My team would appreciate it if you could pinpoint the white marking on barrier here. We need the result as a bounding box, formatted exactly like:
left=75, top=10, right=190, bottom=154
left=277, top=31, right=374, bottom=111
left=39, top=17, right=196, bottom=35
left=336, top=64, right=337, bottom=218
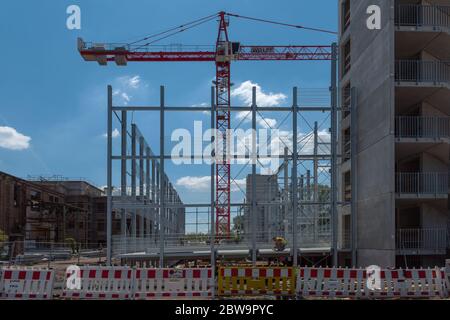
left=62, top=266, right=133, bottom=300
left=0, top=268, right=55, bottom=300
left=133, top=268, right=213, bottom=299
left=297, top=267, right=446, bottom=299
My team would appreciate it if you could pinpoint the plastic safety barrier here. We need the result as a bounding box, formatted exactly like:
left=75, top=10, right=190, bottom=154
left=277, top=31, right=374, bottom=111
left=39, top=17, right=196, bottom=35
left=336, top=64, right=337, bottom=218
left=445, top=259, right=450, bottom=297
left=134, top=268, right=213, bottom=299
left=297, top=267, right=446, bottom=299
left=218, top=267, right=295, bottom=296
left=0, top=268, right=55, bottom=300
left=62, top=266, right=133, bottom=299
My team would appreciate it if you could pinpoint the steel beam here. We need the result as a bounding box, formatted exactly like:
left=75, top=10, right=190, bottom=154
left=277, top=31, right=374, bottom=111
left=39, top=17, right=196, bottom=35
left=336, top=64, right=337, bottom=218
left=112, top=106, right=335, bottom=112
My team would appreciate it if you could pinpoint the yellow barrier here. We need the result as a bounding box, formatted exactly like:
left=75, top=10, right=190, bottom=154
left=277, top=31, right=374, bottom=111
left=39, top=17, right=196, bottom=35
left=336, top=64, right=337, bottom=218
left=218, top=267, right=295, bottom=296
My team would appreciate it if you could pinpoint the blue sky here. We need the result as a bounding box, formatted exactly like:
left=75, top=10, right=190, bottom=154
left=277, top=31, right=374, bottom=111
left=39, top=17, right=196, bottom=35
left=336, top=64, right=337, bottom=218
left=0, top=0, right=337, bottom=215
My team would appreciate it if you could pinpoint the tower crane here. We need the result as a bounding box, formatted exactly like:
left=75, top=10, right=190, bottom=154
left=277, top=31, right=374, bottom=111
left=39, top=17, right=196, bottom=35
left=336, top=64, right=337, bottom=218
left=77, top=11, right=335, bottom=238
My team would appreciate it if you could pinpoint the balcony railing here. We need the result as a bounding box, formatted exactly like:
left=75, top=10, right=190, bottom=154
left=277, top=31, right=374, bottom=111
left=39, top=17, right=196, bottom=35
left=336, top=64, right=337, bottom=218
left=395, top=172, right=449, bottom=195
left=395, top=116, right=450, bottom=139
left=395, top=4, right=450, bottom=28
left=396, top=228, right=448, bottom=251
left=396, top=60, right=450, bottom=83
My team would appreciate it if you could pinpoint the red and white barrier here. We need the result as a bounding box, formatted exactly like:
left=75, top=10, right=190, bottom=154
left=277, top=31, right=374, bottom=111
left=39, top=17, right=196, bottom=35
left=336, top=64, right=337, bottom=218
left=133, top=268, right=213, bottom=299
left=0, top=268, right=55, bottom=300
left=297, top=267, right=446, bottom=299
left=62, top=266, right=133, bottom=300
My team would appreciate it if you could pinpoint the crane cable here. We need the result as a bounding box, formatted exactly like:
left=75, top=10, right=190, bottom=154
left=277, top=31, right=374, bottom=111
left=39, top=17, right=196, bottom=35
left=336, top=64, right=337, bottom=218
left=225, top=12, right=337, bottom=35
left=133, top=15, right=218, bottom=50
left=128, top=12, right=219, bottom=46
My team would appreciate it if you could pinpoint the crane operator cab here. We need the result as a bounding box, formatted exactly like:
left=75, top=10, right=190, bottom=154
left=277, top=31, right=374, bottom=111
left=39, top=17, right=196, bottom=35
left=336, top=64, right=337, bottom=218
left=216, top=41, right=240, bottom=62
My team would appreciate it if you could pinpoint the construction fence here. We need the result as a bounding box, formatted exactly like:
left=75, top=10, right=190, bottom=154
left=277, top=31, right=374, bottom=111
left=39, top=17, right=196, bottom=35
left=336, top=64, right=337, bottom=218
left=1, top=261, right=450, bottom=300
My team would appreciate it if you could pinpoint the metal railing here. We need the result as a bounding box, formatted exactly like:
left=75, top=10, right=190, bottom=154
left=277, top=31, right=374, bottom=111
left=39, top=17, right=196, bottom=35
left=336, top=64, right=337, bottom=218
left=396, top=228, right=448, bottom=251
left=395, top=172, right=449, bottom=195
left=395, top=116, right=450, bottom=139
left=396, top=4, right=450, bottom=28
left=0, top=241, right=106, bottom=266
left=111, top=230, right=332, bottom=256
left=396, top=60, right=450, bottom=83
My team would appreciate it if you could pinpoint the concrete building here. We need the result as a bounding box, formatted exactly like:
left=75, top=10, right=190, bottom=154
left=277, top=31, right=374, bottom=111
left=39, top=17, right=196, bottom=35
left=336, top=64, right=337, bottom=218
left=0, top=172, right=115, bottom=247
left=30, top=179, right=104, bottom=245
left=0, top=172, right=185, bottom=254
left=244, top=174, right=282, bottom=243
left=338, top=0, right=450, bottom=267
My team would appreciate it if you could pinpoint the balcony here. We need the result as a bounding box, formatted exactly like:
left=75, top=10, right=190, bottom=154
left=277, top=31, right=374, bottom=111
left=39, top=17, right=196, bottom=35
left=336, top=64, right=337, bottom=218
left=396, top=4, right=450, bottom=29
left=396, top=228, right=448, bottom=255
left=395, top=172, right=449, bottom=199
left=395, top=116, right=450, bottom=140
left=396, top=60, right=450, bottom=84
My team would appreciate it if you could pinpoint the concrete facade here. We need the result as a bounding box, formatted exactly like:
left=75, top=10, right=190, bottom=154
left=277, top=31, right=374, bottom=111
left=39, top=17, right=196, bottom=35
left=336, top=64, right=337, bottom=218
left=339, top=0, right=450, bottom=267
left=244, top=174, right=281, bottom=243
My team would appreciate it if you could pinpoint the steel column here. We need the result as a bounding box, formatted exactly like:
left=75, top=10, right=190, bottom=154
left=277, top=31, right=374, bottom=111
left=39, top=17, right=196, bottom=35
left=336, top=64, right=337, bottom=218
left=159, top=85, right=165, bottom=267
left=330, top=43, right=338, bottom=266
left=121, top=111, right=127, bottom=241
left=251, top=86, right=257, bottom=265
left=283, top=147, right=289, bottom=240
left=146, top=147, right=151, bottom=237
left=210, top=86, right=216, bottom=297
left=139, top=136, right=145, bottom=238
left=292, top=87, right=299, bottom=267
left=106, top=85, right=113, bottom=265
left=313, top=121, right=319, bottom=243
left=131, top=124, right=137, bottom=247
left=151, top=157, right=156, bottom=241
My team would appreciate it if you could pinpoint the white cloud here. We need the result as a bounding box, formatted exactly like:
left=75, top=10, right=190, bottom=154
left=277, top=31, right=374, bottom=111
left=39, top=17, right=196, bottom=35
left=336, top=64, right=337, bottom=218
left=191, top=102, right=211, bottom=115
left=176, top=176, right=246, bottom=192
left=112, top=75, right=147, bottom=106
left=270, top=129, right=331, bottom=156
left=0, top=126, right=31, bottom=150
left=176, top=176, right=210, bottom=191
left=258, top=117, right=277, bottom=128
left=231, top=80, right=287, bottom=107
left=103, top=128, right=120, bottom=138
left=121, top=92, right=131, bottom=103
left=126, top=75, right=141, bottom=88
left=232, top=81, right=285, bottom=128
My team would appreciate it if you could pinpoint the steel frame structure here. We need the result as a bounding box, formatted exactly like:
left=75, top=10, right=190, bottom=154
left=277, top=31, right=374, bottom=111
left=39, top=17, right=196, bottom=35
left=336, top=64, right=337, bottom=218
left=79, top=11, right=334, bottom=240
left=105, top=44, right=343, bottom=267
